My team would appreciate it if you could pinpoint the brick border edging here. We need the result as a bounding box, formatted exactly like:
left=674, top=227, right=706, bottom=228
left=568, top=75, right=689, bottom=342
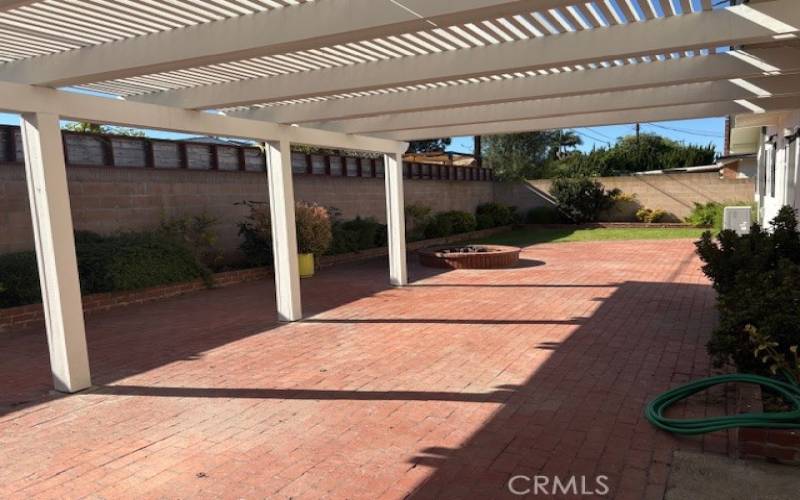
left=0, top=267, right=272, bottom=334
left=0, top=226, right=514, bottom=333
left=736, top=383, right=800, bottom=465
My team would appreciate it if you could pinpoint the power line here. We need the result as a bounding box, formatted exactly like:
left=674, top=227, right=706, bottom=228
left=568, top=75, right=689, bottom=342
left=583, top=127, right=614, bottom=141
left=643, top=122, right=724, bottom=138
left=573, top=130, right=611, bottom=146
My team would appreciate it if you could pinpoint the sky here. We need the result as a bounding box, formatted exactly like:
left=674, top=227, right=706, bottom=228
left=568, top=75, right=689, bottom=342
left=449, top=117, right=726, bottom=155
left=1, top=111, right=726, bottom=155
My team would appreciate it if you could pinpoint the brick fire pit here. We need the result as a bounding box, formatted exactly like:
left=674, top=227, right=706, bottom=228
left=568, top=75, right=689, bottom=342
left=418, top=244, right=521, bottom=269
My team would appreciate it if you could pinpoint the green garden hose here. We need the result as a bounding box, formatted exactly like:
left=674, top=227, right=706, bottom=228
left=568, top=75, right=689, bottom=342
left=645, top=373, right=800, bottom=435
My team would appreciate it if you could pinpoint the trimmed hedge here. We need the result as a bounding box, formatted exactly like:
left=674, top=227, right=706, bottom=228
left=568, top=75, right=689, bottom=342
left=525, top=206, right=565, bottom=224
left=0, top=251, right=40, bottom=308
left=550, top=177, right=616, bottom=223
left=476, top=202, right=518, bottom=229
left=424, top=211, right=477, bottom=239
left=329, top=217, right=388, bottom=255
left=0, top=231, right=209, bottom=309
left=697, top=206, right=800, bottom=376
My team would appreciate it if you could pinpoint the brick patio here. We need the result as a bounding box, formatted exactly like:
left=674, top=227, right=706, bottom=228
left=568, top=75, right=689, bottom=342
left=0, top=239, right=726, bottom=499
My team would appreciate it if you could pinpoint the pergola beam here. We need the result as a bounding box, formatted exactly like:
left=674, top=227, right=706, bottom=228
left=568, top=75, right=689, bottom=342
left=376, top=95, right=800, bottom=140
left=312, top=74, right=800, bottom=134
left=133, top=0, right=800, bottom=110
left=0, top=0, right=575, bottom=87
left=0, top=81, right=406, bottom=154
left=232, top=46, right=800, bottom=124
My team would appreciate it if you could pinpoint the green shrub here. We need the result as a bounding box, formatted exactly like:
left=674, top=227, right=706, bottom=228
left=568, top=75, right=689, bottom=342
left=329, top=217, right=387, bottom=254
left=686, top=201, right=756, bottom=230
left=475, top=203, right=517, bottom=229
left=686, top=202, right=723, bottom=228
left=635, top=207, right=666, bottom=223
left=405, top=204, right=432, bottom=241
left=424, top=211, right=477, bottom=239
left=0, top=231, right=209, bottom=308
left=160, top=212, right=223, bottom=271
left=237, top=200, right=333, bottom=261
left=237, top=201, right=272, bottom=267
left=549, top=177, right=616, bottom=223
left=94, top=232, right=209, bottom=291
left=0, top=251, right=40, bottom=308
left=696, top=206, right=800, bottom=376
left=525, top=206, right=565, bottom=224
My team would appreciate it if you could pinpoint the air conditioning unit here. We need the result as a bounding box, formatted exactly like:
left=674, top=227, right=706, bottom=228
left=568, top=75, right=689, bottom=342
left=723, top=206, right=752, bottom=235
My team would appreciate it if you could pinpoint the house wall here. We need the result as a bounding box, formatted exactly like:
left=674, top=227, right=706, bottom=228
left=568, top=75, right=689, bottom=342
left=752, top=110, right=800, bottom=226
left=528, top=172, right=755, bottom=222
left=0, top=164, right=496, bottom=256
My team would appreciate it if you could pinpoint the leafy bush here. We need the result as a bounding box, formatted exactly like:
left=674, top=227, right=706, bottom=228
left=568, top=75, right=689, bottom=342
left=635, top=207, right=666, bottom=223
left=237, top=200, right=332, bottom=261
left=424, top=211, right=477, bottom=239
left=475, top=203, right=518, bottom=229
left=295, top=202, right=333, bottom=255
left=405, top=204, right=432, bottom=241
left=549, top=177, right=616, bottom=223
left=696, top=206, right=800, bottom=376
left=686, top=201, right=756, bottom=230
left=85, top=232, right=209, bottom=292
left=525, top=206, right=565, bottom=224
left=237, top=201, right=272, bottom=267
left=0, top=231, right=209, bottom=308
left=329, top=216, right=387, bottom=254
left=160, top=212, right=223, bottom=271
left=0, top=251, right=40, bottom=308
left=686, top=202, right=723, bottom=228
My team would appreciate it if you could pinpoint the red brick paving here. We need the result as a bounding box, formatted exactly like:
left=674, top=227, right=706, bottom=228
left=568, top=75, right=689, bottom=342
left=0, top=239, right=726, bottom=499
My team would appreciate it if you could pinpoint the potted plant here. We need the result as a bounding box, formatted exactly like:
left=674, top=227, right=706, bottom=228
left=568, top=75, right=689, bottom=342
left=294, top=202, right=332, bottom=278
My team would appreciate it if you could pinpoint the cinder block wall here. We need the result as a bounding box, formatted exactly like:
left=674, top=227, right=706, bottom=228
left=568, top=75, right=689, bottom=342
left=528, top=173, right=755, bottom=221
left=0, top=165, right=495, bottom=255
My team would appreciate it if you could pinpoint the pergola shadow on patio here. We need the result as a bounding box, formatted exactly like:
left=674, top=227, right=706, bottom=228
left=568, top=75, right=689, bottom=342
left=0, top=240, right=726, bottom=499
left=1, top=0, right=799, bottom=395
left=0, top=258, right=448, bottom=416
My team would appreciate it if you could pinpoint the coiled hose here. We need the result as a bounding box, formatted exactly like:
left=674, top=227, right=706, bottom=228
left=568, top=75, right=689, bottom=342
left=644, top=373, right=800, bottom=435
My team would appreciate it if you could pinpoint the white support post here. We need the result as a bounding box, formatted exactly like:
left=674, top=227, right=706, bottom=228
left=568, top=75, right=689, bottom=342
left=20, top=112, right=91, bottom=393
left=265, top=140, right=302, bottom=321
left=384, top=152, right=407, bottom=286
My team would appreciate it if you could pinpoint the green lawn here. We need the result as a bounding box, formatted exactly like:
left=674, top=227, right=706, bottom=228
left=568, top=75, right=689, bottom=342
left=477, top=226, right=708, bottom=247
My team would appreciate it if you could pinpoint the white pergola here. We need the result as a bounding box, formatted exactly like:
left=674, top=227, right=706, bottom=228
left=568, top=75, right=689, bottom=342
left=1, top=0, right=799, bottom=393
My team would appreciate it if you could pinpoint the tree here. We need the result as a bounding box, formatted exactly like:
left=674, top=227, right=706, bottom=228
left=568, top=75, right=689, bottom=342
left=482, top=131, right=562, bottom=180
left=545, top=133, right=716, bottom=179
left=551, top=130, right=583, bottom=160
left=62, top=121, right=145, bottom=137
left=407, top=138, right=451, bottom=153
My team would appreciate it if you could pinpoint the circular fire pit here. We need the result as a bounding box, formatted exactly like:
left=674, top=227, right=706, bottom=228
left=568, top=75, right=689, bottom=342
left=418, top=244, right=521, bottom=269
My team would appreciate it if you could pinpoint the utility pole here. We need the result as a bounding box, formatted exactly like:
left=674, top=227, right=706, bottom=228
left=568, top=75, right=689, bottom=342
left=635, top=123, right=641, bottom=142
left=473, top=135, right=482, bottom=167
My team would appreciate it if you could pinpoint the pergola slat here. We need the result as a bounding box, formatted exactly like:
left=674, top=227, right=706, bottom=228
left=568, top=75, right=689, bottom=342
left=230, top=46, right=800, bottom=124
left=129, top=1, right=800, bottom=110
left=0, top=0, right=579, bottom=86
left=310, top=74, right=800, bottom=134
left=375, top=95, right=800, bottom=140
